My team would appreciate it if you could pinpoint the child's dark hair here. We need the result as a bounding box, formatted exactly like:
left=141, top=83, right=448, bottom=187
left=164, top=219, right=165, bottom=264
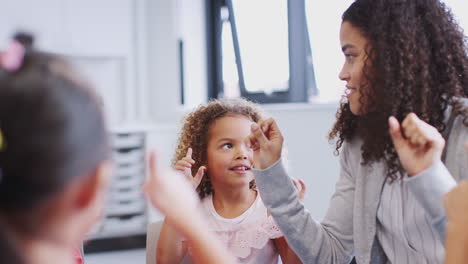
left=173, top=98, right=265, bottom=199
left=0, top=32, right=110, bottom=262
left=0, top=226, right=23, bottom=263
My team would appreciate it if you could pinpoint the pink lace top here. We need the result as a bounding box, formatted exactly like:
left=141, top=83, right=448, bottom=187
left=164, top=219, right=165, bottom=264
left=200, top=192, right=283, bottom=263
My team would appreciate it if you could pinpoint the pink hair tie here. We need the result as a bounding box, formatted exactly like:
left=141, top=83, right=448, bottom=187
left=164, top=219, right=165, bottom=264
left=0, top=40, right=25, bottom=72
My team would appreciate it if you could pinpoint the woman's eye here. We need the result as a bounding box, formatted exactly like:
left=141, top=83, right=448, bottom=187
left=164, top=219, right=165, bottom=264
left=345, top=54, right=355, bottom=61
left=222, top=143, right=233, bottom=149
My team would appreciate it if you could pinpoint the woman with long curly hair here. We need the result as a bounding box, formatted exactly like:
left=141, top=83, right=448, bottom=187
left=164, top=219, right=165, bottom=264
left=246, top=0, right=467, bottom=263
left=156, top=98, right=304, bottom=264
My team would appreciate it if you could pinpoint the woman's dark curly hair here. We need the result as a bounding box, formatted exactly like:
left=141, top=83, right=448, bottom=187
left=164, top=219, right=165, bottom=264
left=329, top=0, right=468, bottom=181
left=173, top=98, right=266, bottom=199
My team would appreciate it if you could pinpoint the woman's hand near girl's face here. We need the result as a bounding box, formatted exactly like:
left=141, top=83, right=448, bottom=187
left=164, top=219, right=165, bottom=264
left=388, top=113, right=445, bottom=176
left=173, top=147, right=205, bottom=189
left=246, top=118, right=284, bottom=170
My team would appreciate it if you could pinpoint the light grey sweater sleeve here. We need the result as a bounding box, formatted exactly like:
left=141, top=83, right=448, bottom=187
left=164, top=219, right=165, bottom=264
left=405, top=160, right=456, bottom=242
left=253, top=143, right=356, bottom=263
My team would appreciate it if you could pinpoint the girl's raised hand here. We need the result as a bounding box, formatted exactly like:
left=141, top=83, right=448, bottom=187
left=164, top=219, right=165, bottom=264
left=388, top=113, right=445, bottom=176
left=292, top=178, right=307, bottom=201
left=246, top=118, right=284, bottom=170
left=173, top=147, right=205, bottom=189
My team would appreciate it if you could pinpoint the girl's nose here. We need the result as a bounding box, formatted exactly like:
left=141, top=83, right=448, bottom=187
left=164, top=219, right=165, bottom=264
left=235, top=146, right=250, bottom=160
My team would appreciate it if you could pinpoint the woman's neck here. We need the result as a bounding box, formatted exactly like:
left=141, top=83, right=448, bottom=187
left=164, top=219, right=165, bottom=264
left=212, top=187, right=257, bottom=219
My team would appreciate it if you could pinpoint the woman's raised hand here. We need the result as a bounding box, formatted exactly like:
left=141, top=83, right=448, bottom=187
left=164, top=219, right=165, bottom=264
left=246, top=118, right=284, bottom=170
left=388, top=113, right=445, bottom=176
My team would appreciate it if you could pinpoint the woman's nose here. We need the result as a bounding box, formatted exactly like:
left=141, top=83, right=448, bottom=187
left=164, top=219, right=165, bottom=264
left=339, top=64, right=349, bottom=81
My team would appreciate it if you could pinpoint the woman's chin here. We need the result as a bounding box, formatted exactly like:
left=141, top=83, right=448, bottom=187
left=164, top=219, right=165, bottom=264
left=349, top=104, right=361, bottom=115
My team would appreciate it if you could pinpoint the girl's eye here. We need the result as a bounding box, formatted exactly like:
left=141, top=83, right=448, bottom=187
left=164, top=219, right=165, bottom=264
left=222, top=143, right=233, bottom=149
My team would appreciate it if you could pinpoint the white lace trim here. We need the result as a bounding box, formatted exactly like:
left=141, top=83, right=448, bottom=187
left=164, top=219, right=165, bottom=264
left=212, top=215, right=282, bottom=259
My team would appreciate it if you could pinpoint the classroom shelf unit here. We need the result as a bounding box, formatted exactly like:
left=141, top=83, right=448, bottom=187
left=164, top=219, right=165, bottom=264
left=85, top=131, right=148, bottom=252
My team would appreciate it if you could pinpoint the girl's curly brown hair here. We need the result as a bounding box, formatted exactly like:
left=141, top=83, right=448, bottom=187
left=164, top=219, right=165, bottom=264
left=329, top=0, right=468, bottom=181
left=173, top=98, right=266, bottom=199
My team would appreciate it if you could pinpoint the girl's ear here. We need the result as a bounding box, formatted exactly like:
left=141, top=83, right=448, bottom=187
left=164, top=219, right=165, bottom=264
left=74, top=161, right=112, bottom=210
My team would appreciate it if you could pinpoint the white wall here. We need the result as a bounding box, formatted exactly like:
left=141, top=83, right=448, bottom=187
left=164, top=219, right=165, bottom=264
left=265, top=104, right=340, bottom=220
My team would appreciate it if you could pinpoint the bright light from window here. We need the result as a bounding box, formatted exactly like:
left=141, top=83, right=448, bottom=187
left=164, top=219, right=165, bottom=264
left=306, top=0, right=354, bottom=103
left=306, top=0, right=467, bottom=103
left=222, top=0, right=289, bottom=95
left=443, top=0, right=468, bottom=34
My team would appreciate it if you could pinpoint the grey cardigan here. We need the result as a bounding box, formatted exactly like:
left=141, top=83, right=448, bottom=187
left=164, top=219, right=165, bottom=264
left=254, top=105, right=467, bottom=264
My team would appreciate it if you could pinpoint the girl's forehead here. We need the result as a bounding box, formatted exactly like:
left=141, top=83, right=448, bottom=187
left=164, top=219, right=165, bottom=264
left=208, top=115, right=254, bottom=138
left=210, top=114, right=253, bottom=128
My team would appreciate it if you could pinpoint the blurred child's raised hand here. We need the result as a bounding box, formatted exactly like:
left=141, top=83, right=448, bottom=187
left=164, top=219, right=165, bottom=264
left=173, top=147, right=205, bottom=189
left=388, top=114, right=445, bottom=176
left=292, top=178, right=306, bottom=201
left=247, top=118, right=284, bottom=170
left=444, top=181, right=468, bottom=226
left=143, top=151, right=200, bottom=227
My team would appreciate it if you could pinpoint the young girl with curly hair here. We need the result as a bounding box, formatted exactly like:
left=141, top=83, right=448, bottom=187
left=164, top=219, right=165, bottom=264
left=247, top=0, right=467, bottom=263
left=157, top=98, right=304, bottom=264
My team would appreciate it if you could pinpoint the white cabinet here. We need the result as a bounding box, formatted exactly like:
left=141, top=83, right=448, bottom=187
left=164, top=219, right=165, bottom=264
left=89, top=131, right=148, bottom=241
